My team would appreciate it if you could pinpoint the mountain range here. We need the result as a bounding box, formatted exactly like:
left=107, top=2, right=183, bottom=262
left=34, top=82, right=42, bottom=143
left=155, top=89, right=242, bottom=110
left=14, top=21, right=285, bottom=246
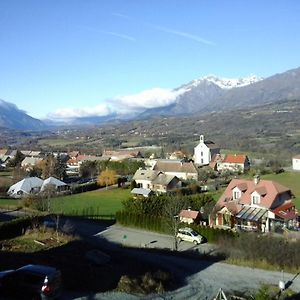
left=1, top=66, right=300, bottom=130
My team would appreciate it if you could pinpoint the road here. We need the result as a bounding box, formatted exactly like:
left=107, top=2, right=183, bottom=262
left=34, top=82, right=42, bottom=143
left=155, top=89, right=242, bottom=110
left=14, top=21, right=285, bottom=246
left=2, top=212, right=300, bottom=299
left=67, top=219, right=300, bottom=300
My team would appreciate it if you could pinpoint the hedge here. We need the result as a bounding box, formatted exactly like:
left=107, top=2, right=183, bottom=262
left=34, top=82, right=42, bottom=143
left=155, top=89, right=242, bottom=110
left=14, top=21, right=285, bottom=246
left=116, top=211, right=169, bottom=234
left=0, top=216, right=42, bottom=240
left=115, top=211, right=235, bottom=243
left=189, top=224, right=236, bottom=243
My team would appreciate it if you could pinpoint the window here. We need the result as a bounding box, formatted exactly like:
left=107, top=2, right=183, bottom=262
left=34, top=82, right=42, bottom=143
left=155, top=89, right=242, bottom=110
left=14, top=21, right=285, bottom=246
left=201, top=159, right=203, bottom=164
left=252, top=195, right=260, bottom=204
left=201, top=151, right=203, bottom=156
left=233, top=191, right=240, bottom=200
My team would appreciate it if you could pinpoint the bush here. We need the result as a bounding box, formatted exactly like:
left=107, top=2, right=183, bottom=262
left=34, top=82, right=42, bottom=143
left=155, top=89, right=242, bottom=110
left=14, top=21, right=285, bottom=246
left=0, top=216, right=43, bottom=240
left=71, top=182, right=98, bottom=194
left=116, top=211, right=169, bottom=234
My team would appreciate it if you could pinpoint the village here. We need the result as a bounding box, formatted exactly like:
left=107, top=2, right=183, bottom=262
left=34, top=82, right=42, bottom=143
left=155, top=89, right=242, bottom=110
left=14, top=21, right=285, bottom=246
left=1, top=134, right=300, bottom=235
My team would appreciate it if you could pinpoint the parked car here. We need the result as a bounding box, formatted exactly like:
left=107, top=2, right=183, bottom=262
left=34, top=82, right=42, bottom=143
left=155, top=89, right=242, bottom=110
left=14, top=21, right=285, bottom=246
left=0, top=264, right=62, bottom=300
left=177, top=227, right=203, bottom=245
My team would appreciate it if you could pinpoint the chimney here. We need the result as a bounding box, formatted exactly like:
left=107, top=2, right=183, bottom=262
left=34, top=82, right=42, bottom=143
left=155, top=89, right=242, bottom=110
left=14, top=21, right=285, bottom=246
left=254, top=175, right=260, bottom=185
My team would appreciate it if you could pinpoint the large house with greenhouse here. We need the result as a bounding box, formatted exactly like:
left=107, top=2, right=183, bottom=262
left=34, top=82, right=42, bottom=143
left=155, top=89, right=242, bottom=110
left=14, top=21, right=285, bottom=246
left=210, top=176, right=298, bottom=232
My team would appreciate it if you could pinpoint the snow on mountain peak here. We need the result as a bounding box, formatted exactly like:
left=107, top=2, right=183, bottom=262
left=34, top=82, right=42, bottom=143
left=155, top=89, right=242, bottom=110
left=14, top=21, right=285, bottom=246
left=190, top=75, right=263, bottom=89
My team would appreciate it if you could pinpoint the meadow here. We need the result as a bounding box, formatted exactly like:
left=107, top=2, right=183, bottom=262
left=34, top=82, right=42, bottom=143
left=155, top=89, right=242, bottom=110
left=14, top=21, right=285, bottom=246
left=49, top=187, right=130, bottom=215
left=261, top=171, right=300, bottom=209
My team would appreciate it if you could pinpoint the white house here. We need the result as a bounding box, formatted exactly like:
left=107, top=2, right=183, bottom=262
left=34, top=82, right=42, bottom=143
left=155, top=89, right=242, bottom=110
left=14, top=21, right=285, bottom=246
left=194, top=135, right=220, bottom=166
left=292, top=155, right=300, bottom=171
left=7, top=177, right=44, bottom=198
left=133, top=169, right=161, bottom=190
left=217, top=154, right=250, bottom=173
left=132, top=169, right=182, bottom=195
left=7, top=177, right=67, bottom=198
left=41, top=177, right=67, bottom=192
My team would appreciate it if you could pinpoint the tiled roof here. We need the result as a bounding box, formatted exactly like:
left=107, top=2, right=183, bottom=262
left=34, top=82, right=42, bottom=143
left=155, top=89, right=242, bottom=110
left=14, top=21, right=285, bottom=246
left=133, top=169, right=161, bottom=181
left=153, top=161, right=197, bottom=174
left=179, top=209, right=199, bottom=219
left=293, top=155, right=300, bottom=159
left=204, top=141, right=220, bottom=150
left=223, top=154, right=248, bottom=164
left=271, top=201, right=297, bottom=220
left=152, top=173, right=178, bottom=186
left=217, top=178, right=291, bottom=209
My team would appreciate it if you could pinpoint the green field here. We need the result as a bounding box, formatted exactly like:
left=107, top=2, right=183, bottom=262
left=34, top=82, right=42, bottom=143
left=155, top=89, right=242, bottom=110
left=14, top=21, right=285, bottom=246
left=38, top=138, right=81, bottom=147
left=50, top=188, right=130, bottom=215
left=261, top=171, right=300, bottom=210
left=0, top=198, right=20, bottom=209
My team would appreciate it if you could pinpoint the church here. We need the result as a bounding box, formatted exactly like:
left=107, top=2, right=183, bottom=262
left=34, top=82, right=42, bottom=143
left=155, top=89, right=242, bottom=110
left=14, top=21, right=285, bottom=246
left=194, top=135, right=220, bottom=166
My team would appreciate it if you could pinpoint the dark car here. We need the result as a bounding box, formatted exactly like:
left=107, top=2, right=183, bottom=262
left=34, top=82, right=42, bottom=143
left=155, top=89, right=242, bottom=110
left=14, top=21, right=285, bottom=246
left=0, top=264, right=62, bottom=300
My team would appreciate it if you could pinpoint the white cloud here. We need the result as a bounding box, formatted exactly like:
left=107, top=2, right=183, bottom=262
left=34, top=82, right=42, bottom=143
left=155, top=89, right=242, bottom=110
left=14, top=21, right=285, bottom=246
left=50, top=103, right=111, bottom=120
left=48, top=87, right=186, bottom=120
left=103, top=31, right=136, bottom=42
left=113, top=87, right=185, bottom=109
left=150, top=24, right=215, bottom=46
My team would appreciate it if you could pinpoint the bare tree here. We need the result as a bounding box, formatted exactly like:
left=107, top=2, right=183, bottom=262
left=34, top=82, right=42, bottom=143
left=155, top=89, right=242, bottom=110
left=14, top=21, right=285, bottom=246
left=164, top=196, right=188, bottom=251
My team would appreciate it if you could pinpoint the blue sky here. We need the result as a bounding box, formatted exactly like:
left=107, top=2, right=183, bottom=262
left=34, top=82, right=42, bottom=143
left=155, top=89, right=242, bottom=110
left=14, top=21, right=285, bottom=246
left=0, top=0, right=299, bottom=119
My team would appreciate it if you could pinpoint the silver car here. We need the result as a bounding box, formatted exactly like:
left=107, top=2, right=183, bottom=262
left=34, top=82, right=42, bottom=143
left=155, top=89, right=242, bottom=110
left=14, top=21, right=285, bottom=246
left=177, top=227, right=203, bottom=245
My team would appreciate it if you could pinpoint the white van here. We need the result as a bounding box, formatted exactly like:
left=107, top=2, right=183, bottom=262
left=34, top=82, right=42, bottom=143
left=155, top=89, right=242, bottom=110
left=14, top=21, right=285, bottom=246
left=177, top=227, right=203, bottom=245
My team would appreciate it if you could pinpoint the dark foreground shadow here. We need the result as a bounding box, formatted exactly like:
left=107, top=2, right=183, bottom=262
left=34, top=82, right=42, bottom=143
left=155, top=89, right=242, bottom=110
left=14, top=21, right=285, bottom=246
left=0, top=217, right=224, bottom=299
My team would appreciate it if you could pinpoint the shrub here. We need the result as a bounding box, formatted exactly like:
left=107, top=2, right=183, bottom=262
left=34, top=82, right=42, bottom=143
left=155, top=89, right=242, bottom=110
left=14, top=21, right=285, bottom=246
left=0, top=216, right=43, bottom=240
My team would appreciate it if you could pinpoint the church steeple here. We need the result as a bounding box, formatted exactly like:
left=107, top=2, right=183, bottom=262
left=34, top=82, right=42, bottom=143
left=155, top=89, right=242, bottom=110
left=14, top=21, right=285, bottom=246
left=200, top=135, right=204, bottom=144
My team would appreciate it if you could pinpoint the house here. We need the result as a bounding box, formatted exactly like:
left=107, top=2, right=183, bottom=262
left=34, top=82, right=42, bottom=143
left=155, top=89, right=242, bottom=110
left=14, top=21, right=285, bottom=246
left=211, top=176, right=297, bottom=232
left=217, top=154, right=250, bottom=173
left=179, top=209, right=200, bottom=224
left=7, top=177, right=68, bottom=198
left=68, top=151, right=80, bottom=160
left=21, top=157, right=43, bottom=170
left=132, top=169, right=181, bottom=195
left=151, top=173, right=181, bottom=193
left=152, top=160, right=198, bottom=181
left=41, top=176, right=68, bottom=192
left=194, top=135, right=220, bottom=166
left=132, top=169, right=161, bottom=190
left=7, top=177, right=44, bottom=198
left=168, top=151, right=186, bottom=160
left=102, top=149, right=143, bottom=161
left=292, top=155, right=300, bottom=171
left=0, top=149, right=8, bottom=159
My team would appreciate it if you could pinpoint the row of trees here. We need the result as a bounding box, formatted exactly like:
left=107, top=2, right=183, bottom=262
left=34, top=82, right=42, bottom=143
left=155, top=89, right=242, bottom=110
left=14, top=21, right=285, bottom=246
left=11, top=153, right=67, bottom=183
left=79, top=159, right=145, bottom=179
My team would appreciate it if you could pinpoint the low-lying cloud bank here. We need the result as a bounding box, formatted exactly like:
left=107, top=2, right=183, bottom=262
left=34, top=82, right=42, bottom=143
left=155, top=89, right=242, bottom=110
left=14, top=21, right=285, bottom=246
left=49, top=87, right=185, bottom=120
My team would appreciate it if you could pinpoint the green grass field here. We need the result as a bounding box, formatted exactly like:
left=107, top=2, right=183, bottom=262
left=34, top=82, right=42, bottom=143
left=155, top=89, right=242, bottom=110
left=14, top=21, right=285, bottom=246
left=261, top=171, right=300, bottom=210
left=50, top=188, right=130, bottom=215
left=38, top=138, right=80, bottom=147
left=0, top=198, right=20, bottom=209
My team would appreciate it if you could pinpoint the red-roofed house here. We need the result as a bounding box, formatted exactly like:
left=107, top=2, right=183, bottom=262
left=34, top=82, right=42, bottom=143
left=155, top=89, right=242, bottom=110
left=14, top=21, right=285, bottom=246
left=210, top=176, right=298, bottom=232
left=179, top=209, right=201, bottom=224
left=217, top=154, right=250, bottom=173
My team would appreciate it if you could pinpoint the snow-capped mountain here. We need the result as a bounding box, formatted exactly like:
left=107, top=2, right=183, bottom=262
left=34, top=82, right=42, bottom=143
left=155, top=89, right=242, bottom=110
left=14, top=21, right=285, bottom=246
left=140, top=67, right=300, bottom=118
left=187, top=75, right=262, bottom=89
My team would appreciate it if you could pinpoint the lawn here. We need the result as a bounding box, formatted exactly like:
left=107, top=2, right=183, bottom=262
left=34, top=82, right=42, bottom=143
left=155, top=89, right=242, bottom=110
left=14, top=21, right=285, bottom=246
left=38, top=138, right=80, bottom=147
left=261, top=171, right=300, bottom=210
left=50, top=187, right=130, bottom=216
left=0, top=198, right=21, bottom=209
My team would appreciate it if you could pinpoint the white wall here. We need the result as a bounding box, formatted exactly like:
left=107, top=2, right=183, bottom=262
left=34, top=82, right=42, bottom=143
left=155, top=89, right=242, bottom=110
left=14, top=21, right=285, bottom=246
left=292, top=158, right=300, bottom=171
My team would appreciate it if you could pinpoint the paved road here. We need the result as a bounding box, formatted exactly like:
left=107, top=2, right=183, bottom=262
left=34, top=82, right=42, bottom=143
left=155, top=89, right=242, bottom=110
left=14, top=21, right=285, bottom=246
left=67, top=219, right=300, bottom=299
left=2, top=213, right=300, bottom=299
left=95, top=224, right=217, bottom=254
